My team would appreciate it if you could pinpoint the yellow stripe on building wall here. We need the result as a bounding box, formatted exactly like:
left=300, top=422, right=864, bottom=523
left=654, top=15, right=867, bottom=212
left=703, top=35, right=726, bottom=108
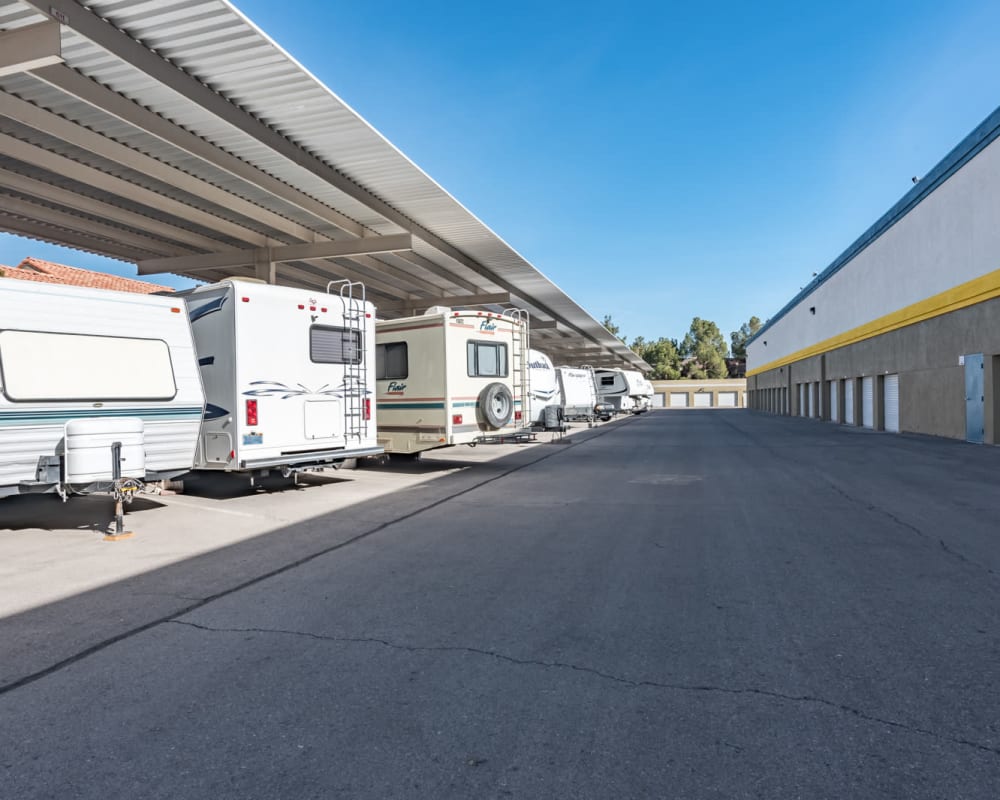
left=747, top=267, right=1000, bottom=376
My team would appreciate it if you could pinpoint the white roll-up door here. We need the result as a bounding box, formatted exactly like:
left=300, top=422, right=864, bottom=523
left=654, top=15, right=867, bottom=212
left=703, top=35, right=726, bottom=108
left=799, top=384, right=806, bottom=416
left=742, top=392, right=746, bottom=408
left=669, top=392, right=689, bottom=408
left=652, top=393, right=665, bottom=408
left=718, top=391, right=737, bottom=407
left=844, top=380, right=855, bottom=424
left=693, top=392, right=712, bottom=407
left=884, top=374, right=899, bottom=433
left=862, top=376, right=874, bottom=429
left=830, top=381, right=839, bottom=423
left=808, top=383, right=816, bottom=418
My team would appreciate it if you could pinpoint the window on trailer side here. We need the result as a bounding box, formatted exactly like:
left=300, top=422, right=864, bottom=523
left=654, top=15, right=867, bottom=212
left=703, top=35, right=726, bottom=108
left=0, top=330, right=176, bottom=401
left=376, top=342, right=408, bottom=379
left=467, top=341, right=508, bottom=377
left=311, top=326, right=362, bottom=364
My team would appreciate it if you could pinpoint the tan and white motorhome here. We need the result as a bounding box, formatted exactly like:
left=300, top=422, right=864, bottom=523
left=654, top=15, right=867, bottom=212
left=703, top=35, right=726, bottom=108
left=375, top=307, right=529, bottom=453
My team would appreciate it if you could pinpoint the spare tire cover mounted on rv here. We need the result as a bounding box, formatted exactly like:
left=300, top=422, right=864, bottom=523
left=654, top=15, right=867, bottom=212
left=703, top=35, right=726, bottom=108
left=479, top=382, right=514, bottom=429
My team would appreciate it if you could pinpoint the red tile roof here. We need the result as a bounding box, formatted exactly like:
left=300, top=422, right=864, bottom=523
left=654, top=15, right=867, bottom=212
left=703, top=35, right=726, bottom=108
left=1, top=257, right=173, bottom=294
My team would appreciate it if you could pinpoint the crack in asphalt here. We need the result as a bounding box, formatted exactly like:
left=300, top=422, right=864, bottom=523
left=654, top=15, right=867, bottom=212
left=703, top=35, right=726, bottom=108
left=822, top=481, right=997, bottom=578
left=169, top=619, right=1000, bottom=758
left=0, top=420, right=633, bottom=698
left=717, top=413, right=997, bottom=579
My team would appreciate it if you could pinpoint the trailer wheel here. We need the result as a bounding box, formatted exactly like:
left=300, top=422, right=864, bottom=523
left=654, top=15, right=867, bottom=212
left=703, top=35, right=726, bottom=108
left=479, top=382, right=514, bottom=429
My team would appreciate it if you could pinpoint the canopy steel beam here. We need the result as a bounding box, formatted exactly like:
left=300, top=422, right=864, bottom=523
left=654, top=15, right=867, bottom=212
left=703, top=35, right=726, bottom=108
left=391, top=250, right=483, bottom=296
left=375, top=292, right=511, bottom=314
left=0, top=21, right=62, bottom=78
left=0, top=133, right=268, bottom=246
left=0, top=91, right=321, bottom=244
left=0, top=194, right=183, bottom=256
left=278, top=259, right=403, bottom=300
left=0, top=168, right=219, bottom=253
left=33, top=64, right=367, bottom=239
left=0, top=215, right=150, bottom=263
left=137, top=233, right=412, bottom=274
left=27, top=0, right=581, bottom=338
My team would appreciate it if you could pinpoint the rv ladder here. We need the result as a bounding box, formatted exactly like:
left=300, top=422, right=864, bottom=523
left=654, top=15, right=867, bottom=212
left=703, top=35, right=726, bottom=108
left=328, top=279, right=369, bottom=443
left=502, top=308, right=530, bottom=430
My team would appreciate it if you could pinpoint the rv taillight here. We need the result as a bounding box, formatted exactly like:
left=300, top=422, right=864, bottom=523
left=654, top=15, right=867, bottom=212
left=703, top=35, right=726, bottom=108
left=246, top=399, right=258, bottom=426
left=242, top=297, right=250, bottom=303
left=452, top=414, right=463, bottom=425
left=514, top=411, right=522, bottom=421
left=364, top=398, right=371, bottom=421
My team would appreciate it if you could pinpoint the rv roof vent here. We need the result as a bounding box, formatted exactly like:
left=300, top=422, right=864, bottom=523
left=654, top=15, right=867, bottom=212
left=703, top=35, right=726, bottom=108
left=424, top=305, right=452, bottom=315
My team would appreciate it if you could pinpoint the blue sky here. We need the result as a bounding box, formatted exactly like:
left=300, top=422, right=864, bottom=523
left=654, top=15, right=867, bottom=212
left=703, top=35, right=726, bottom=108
left=4, top=0, right=1000, bottom=347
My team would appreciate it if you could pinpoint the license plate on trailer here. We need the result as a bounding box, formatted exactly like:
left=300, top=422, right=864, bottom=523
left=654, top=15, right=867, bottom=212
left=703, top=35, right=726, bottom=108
left=243, top=433, right=263, bottom=445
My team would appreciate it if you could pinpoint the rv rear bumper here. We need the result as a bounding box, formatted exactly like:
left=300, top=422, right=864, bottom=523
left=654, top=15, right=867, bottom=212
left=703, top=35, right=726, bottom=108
left=238, top=445, right=384, bottom=471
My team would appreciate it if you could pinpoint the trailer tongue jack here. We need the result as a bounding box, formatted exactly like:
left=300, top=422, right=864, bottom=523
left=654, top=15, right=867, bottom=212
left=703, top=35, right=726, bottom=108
left=105, top=441, right=139, bottom=542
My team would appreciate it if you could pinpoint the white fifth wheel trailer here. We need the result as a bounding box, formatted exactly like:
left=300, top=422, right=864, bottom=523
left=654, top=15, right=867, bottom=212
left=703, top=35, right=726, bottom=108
left=375, top=307, right=529, bottom=453
left=180, top=279, right=381, bottom=477
left=0, top=279, right=204, bottom=499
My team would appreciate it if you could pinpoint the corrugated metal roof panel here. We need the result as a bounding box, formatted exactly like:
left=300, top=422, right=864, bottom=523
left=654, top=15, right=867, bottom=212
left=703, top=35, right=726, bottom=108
left=0, top=0, right=648, bottom=369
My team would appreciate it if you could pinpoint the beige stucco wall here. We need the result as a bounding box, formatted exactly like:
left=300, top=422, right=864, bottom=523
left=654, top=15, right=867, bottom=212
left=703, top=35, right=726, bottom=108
left=651, top=379, right=747, bottom=409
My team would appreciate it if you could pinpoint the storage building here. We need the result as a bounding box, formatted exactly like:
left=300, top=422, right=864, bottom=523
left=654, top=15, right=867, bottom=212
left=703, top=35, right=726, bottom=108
left=747, top=106, right=1000, bottom=443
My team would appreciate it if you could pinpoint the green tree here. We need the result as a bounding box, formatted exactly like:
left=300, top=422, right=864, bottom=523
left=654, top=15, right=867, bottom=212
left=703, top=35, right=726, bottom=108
left=679, top=317, right=729, bottom=361
left=631, top=336, right=682, bottom=380
left=730, top=316, right=762, bottom=359
left=676, top=317, right=729, bottom=379
left=601, top=314, right=625, bottom=342
left=694, top=341, right=729, bottom=378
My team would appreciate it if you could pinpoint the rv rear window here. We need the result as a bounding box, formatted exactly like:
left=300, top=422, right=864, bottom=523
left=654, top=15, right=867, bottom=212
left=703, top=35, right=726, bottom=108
left=0, top=330, right=176, bottom=402
left=601, top=376, right=616, bottom=386
left=467, top=341, right=508, bottom=378
left=376, top=342, right=408, bottom=379
left=310, top=326, right=362, bottom=365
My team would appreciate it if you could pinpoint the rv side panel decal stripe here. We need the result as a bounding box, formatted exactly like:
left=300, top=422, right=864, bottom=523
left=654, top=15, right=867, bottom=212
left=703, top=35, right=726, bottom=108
left=376, top=402, right=445, bottom=410
left=0, top=407, right=204, bottom=425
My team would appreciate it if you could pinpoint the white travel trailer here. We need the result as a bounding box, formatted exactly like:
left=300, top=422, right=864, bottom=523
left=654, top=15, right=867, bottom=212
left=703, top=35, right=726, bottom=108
left=0, top=279, right=204, bottom=499
left=526, top=349, right=560, bottom=427
left=556, top=366, right=601, bottom=421
left=594, top=367, right=653, bottom=414
left=375, top=307, right=529, bottom=453
left=180, top=279, right=381, bottom=477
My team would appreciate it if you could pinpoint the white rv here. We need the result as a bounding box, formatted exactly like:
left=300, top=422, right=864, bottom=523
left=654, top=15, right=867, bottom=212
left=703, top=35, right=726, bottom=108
left=594, top=368, right=653, bottom=414
left=180, top=279, right=381, bottom=477
left=0, top=280, right=204, bottom=499
left=526, top=349, right=560, bottom=427
left=375, top=307, right=529, bottom=453
left=556, top=366, right=601, bottom=421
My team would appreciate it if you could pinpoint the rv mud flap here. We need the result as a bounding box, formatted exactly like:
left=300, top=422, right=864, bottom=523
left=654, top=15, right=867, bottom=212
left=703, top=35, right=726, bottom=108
left=239, top=445, right=385, bottom=471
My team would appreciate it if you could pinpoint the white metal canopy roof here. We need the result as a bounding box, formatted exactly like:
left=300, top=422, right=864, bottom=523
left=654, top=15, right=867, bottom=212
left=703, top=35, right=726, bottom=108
left=0, top=0, right=648, bottom=371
